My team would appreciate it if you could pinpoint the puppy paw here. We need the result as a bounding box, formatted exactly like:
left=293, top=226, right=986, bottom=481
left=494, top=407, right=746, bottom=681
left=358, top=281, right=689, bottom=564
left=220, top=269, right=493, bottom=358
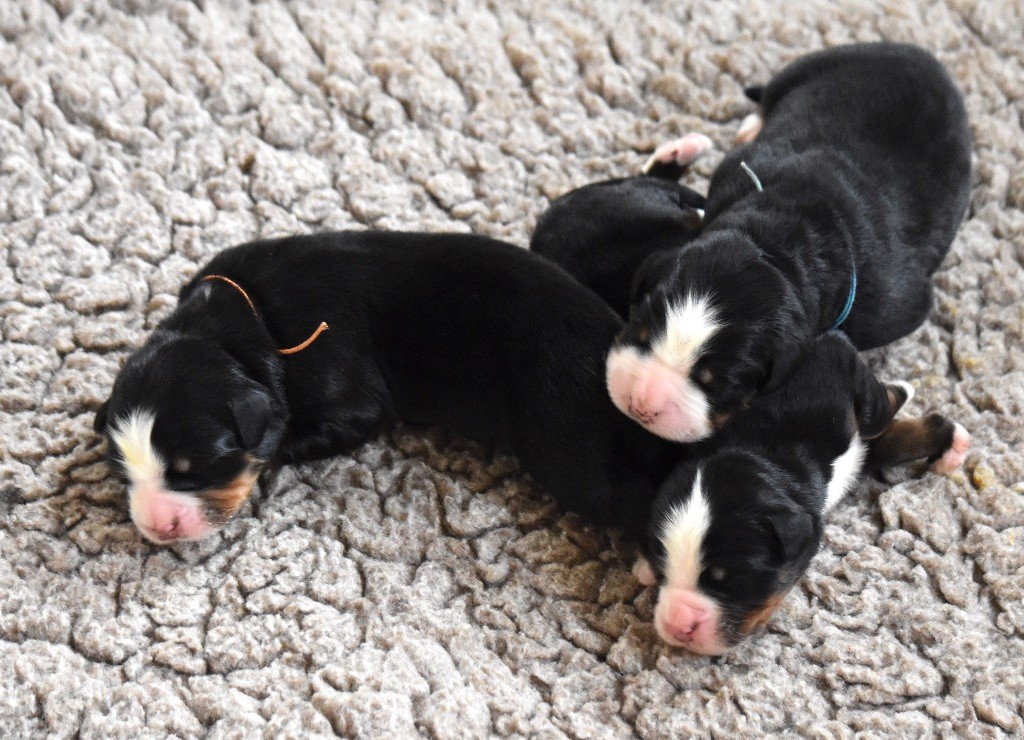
left=735, top=113, right=764, bottom=144
left=885, top=380, right=916, bottom=414
left=632, top=557, right=657, bottom=587
left=642, top=133, right=713, bottom=174
left=891, top=380, right=916, bottom=406
left=931, top=423, right=970, bottom=474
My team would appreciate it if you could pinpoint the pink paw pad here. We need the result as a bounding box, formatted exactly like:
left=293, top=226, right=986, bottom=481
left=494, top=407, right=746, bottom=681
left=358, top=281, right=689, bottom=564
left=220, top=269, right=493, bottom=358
left=735, top=113, right=764, bottom=144
left=632, top=558, right=657, bottom=587
left=642, top=133, right=713, bottom=173
left=931, top=423, right=970, bottom=474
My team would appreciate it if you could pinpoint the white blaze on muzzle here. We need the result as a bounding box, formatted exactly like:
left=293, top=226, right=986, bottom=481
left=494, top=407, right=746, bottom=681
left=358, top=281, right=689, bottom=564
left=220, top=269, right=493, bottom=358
left=653, top=469, right=729, bottom=654
left=606, top=294, right=720, bottom=442
left=110, top=409, right=214, bottom=543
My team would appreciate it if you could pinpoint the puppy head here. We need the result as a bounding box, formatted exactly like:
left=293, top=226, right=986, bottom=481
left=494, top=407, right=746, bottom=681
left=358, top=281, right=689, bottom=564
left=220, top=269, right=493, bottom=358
left=645, top=452, right=819, bottom=654
left=94, top=333, right=287, bottom=544
left=608, top=236, right=805, bottom=441
left=530, top=176, right=705, bottom=318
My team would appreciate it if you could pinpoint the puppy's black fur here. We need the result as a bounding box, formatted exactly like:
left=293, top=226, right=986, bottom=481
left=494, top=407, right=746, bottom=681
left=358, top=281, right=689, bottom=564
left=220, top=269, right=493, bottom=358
left=645, top=330, right=916, bottom=648
left=96, top=231, right=680, bottom=535
left=531, top=176, right=705, bottom=318
left=534, top=171, right=966, bottom=652
left=614, top=43, right=972, bottom=433
left=705, top=42, right=971, bottom=349
left=96, top=228, right=966, bottom=650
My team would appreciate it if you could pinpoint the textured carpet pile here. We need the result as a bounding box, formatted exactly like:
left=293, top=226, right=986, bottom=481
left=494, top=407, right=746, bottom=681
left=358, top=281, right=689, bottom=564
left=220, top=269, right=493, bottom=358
left=1, top=0, right=1022, bottom=736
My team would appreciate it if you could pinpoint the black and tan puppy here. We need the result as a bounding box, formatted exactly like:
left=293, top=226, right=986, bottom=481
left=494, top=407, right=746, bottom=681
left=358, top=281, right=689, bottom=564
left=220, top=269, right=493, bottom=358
left=532, top=191, right=970, bottom=654
left=94, top=231, right=684, bottom=544
left=634, top=332, right=969, bottom=653
left=599, top=42, right=971, bottom=443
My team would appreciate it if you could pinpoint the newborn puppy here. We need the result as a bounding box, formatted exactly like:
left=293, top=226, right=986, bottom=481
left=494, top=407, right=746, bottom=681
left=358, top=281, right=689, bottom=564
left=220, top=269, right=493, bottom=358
left=607, top=42, right=972, bottom=442
left=638, top=331, right=969, bottom=654
left=94, top=231, right=680, bottom=543
left=533, top=176, right=970, bottom=654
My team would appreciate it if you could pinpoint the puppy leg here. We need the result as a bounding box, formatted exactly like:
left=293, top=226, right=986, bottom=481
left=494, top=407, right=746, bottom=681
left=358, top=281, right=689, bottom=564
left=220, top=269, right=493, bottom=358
left=734, top=113, right=763, bottom=144
left=865, top=413, right=970, bottom=473
left=931, top=423, right=971, bottom=474
left=632, top=557, right=657, bottom=587
left=642, top=133, right=714, bottom=177
left=276, top=403, right=388, bottom=463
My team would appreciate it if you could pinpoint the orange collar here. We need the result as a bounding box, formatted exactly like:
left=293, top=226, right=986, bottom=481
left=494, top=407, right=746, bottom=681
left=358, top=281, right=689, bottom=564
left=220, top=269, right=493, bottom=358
left=202, top=274, right=328, bottom=356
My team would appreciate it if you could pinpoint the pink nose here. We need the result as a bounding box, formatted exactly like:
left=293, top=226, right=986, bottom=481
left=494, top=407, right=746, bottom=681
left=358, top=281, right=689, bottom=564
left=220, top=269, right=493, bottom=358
left=626, top=366, right=677, bottom=421
left=654, top=587, right=727, bottom=654
left=145, top=497, right=189, bottom=539
left=628, top=402, right=660, bottom=422
left=137, top=495, right=208, bottom=542
left=608, top=349, right=713, bottom=442
left=664, top=600, right=709, bottom=642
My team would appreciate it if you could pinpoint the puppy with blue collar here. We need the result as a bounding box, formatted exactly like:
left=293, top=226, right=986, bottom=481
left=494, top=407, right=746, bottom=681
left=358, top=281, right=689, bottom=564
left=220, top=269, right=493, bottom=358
left=532, top=161, right=970, bottom=654
left=599, top=42, right=972, bottom=444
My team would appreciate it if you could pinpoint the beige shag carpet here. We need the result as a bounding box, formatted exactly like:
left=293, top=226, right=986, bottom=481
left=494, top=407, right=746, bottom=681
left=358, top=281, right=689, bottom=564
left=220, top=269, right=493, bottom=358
left=1, top=0, right=1023, bottom=736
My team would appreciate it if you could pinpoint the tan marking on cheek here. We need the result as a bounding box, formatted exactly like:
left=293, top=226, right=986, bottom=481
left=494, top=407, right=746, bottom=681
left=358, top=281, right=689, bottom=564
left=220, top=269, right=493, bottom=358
left=740, top=589, right=790, bottom=636
left=204, top=466, right=262, bottom=522
left=711, top=410, right=732, bottom=429
left=636, top=325, right=650, bottom=344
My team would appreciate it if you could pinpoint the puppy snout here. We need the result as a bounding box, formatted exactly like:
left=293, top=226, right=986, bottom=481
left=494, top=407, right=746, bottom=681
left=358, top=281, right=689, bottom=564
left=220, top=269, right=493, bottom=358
left=664, top=602, right=709, bottom=642
left=143, top=498, right=188, bottom=540
left=134, top=493, right=210, bottom=543
left=654, top=587, right=727, bottom=654
left=607, top=348, right=712, bottom=441
left=625, top=371, right=672, bottom=421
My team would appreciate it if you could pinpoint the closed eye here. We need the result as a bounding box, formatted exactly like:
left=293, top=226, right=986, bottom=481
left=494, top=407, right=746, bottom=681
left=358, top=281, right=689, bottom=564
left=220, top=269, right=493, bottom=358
left=165, top=475, right=204, bottom=492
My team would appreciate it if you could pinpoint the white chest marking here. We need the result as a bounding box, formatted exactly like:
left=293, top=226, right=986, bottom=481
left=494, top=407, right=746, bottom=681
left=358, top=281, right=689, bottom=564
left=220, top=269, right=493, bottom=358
left=824, top=432, right=866, bottom=511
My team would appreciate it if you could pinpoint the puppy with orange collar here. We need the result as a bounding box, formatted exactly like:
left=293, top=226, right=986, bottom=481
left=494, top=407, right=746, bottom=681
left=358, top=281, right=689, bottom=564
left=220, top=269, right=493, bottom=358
left=95, top=231, right=697, bottom=544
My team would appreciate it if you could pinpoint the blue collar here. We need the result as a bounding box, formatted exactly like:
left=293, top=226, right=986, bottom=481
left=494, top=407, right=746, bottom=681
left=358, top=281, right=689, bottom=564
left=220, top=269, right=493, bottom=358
left=741, top=159, right=855, bottom=329
left=831, top=260, right=857, bottom=329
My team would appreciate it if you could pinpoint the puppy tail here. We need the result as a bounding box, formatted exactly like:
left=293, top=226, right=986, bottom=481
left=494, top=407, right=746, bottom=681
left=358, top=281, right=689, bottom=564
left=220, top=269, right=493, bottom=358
left=744, top=85, right=764, bottom=103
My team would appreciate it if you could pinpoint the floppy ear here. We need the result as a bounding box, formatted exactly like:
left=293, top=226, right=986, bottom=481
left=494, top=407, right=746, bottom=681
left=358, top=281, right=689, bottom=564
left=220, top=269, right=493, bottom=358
left=229, top=387, right=283, bottom=458
left=93, top=400, right=111, bottom=433
left=760, top=334, right=807, bottom=394
left=766, top=506, right=816, bottom=562
left=629, top=250, right=673, bottom=304
left=852, top=356, right=902, bottom=439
